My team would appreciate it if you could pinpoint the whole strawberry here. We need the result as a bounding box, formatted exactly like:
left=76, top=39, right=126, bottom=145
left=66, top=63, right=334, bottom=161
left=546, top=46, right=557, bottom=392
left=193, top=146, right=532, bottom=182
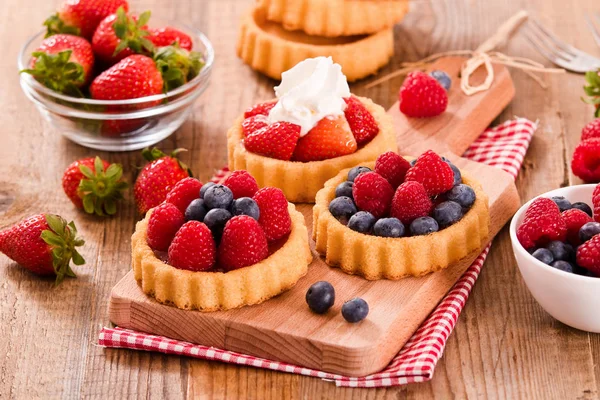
left=583, top=69, right=600, bottom=117
left=253, top=187, right=291, bottom=241
left=343, top=96, right=379, bottom=145
left=218, top=216, right=268, bottom=271
left=244, top=121, right=301, bottom=161
left=147, top=203, right=185, bottom=252
left=405, top=150, right=454, bottom=196
left=21, top=34, right=94, bottom=95
left=147, top=27, right=193, bottom=51
left=571, top=138, right=600, bottom=183
left=581, top=119, right=600, bottom=141
left=168, top=221, right=216, bottom=271
left=399, top=71, right=448, bottom=118
left=222, top=170, right=259, bottom=199
left=44, top=0, right=129, bottom=39
left=165, top=177, right=203, bottom=213
left=62, top=156, right=128, bottom=216
left=134, top=147, right=192, bottom=214
left=352, top=171, right=394, bottom=218
left=0, top=214, right=85, bottom=285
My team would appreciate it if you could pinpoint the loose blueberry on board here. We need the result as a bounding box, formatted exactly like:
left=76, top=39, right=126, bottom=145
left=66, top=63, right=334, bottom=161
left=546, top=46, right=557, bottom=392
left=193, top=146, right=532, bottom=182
left=373, top=218, right=405, bottom=238
left=329, top=196, right=358, bottom=224
left=546, top=240, right=574, bottom=262
left=447, top=184, right=475, bottom=209
left=204, top=208, right=232, bottom=240
left=347, top=166, right=371, bottom=182
left=430, top=70, right=452, bottom=91
left=305, top=281, right=335, bottom=314
left=532, top=248, right=554, bottom=265
left=580, top=222, right=600, bottom=243
left=335, top=181, right=354, bottom=199
left=572, top=202, right=593, bottom=217
left=410, top=216, right=439, bottom=236
left=185, top=198, right=208, bottom=222
left=204, top=184, right=234, bottom=210
left=199, top=182, right=216, bottom=198
left=551, top=260, right=575, bottom=273
left=433, top=201, right=463, bottom=227
left=231, top=197, right=260, bottom=220
left=348, top=211, right=376, bottom=233
left=551, top=196, right=572, bottom=212
left=342, top=298, right=369, bottom=323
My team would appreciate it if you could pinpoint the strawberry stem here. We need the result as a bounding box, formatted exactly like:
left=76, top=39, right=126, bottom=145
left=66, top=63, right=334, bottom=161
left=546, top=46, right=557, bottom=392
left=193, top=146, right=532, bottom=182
left=111, top=7, right=155, bottom=57
left=154, top=45, right=205, bottom=92
left=20, top=50, right=85, bottom=96
left=43, top=13, right=80, bottom=38
left=583, top=69, right=600, bottom=118
left=41, top=214, right=85, bottom=286
left=78, top=156, right=128, bottom=216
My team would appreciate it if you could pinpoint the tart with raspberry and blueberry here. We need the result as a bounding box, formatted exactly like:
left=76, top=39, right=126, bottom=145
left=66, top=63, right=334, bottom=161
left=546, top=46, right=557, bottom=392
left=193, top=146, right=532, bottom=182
left=131, top=171, right=312, bottom=311
left=312, top=150, right=490, bottom=279
left=227, top=57, right=397, bottom=203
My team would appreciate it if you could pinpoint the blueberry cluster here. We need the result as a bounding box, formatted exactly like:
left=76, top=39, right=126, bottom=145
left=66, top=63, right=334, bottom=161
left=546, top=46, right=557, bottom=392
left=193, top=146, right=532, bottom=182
left=185, top=182, right=260, bottom=241
left=305, top=281, right=369, bottom=323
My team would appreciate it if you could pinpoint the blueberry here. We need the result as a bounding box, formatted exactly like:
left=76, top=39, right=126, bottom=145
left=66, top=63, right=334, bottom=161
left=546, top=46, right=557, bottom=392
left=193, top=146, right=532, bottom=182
left=204, top=208, right=232, bottom=240
left=410, top=159, right=417, bottom=167
left=203, top=184, right=233, bottom=210
left=433, top=201, right=463, bottom=228
left=185, top=198, right=208, bottom=222
left=430, top=70, right=452, bottom=91
left=446, top=161, right=462, bottom=186
left=546, top=241, right=574, bottom=262
left=410, top=217, right=439, bottom=236
left=373, top=218, right=405, bottom=238
left=341, top=298, right=369, bottom=323
left=348, top=211, right=376, bottom=234
left=532, top=248, right=554, bottom=265
left=305, top=281, right=335, bottom=314
left=347, top=166, right=371, bottom=182
left=329, top=196, right=357, bottom=224
left=551, top=196, right=572, bottom=212
left=446, top=184, right=475, bottom=209
left=231, top=197, right=260, bottom=220
left=572, top=202, right=593, bottom=217
left=579, top=222, right=600, bottom=243
left=335, top=181, right=354, bottom=199
left=551, top=260, right=574, bottom=273
left=199, top=182, right=215, bottom=198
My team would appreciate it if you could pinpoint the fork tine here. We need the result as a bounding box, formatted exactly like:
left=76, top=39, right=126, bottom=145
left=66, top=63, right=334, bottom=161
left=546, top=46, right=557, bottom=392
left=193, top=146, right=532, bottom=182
left=529, top=18, right=578, bottom=57
left=586, top=14, right=600, bottom=48
left=524, top=26, right=573, bottom=62
left=523, top=29, right=564, bottom=65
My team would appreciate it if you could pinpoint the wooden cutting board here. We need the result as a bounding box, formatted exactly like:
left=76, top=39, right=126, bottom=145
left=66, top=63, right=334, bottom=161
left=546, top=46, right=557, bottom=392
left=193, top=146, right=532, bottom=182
left=109, top=57, right=519, bottom=377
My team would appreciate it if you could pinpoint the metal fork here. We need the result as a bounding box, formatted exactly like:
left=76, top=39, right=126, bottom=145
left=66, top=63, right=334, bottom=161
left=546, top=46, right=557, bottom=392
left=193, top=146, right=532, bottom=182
left=523, top=18, right=600, bottom=73
left=586, top=12, right=600, bottom=48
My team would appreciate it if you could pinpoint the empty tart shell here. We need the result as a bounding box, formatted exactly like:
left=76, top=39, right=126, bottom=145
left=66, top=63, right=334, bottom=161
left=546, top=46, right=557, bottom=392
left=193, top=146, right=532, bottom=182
left=227, top=96, right=398, bottom=203
left=313, top=161, right=490, bottom=280
left=237, top=7, right=394, bottom=81
left=132, top=203, right=312, bottom=311
left=257, top=0, right=409, bottom=37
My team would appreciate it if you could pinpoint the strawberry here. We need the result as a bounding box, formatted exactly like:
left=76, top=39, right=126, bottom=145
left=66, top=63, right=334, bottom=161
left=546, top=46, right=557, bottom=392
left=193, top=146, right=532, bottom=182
left=352, top=172, right=394, bottom=218
left=399, top=71, right=448, bottom=118
left=581, top=119, right=600, bottom=141
left=0, top=214, right=85, bottom=285
left=153, top=45, right=205, bottom=92
left=292, top=116, right=357, bottom=162
left=593, top=184, right=600, bottom=222
left=91, top=7, right=153, bottom=65
left=343, top=96, right=379, bottom=145
left=90, top=55, right=163, bottom=100
left=244, top=122, right=301, bottom=161
left=44, top=0, right=129, bottom=39
left=517, top=198, right=567, bottom=249
left=583, top=69, right=600, bottom=118
left=244, top=101, right=276, bottom=119
left=21, top=34, right=94, bottom=95
left=242, top=115, right=269, bottom=137
left=147, top=203, right=185, bottom=252
left=218, top=216, right=268, bottom=271
left=253, top=187, right=291, bottom=241
left=147, top=27, right=193, bottom=51
left=562, top=208, right=593, bottom=246
left=390, top=181, right=433, bottom=224
left=62, top=156, right=128, bottom=216
left=165, top=177, right=203, bottom=213
left=374, top=152, right=411, bottom=189
left=405, top=150, right=454, bottom=196
left=571, top=138, right=600, bottom=183
left=134, top=147, right=192, bottom=214
left=222, top=170, right=259, bottom=199
left=168, top=221, right=216, bottom=271
left=577, top=235, right=600, bottom=275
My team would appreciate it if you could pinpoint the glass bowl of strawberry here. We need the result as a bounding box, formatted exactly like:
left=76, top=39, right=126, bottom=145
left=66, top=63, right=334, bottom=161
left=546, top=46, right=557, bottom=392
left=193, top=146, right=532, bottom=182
left=18, top=15, right=214, bottom=152
left=510, top=184, right=600, bottom=332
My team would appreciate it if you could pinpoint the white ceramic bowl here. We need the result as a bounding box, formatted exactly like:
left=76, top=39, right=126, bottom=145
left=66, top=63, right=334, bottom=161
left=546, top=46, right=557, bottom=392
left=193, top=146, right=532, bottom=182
left=509, top=184, right=600, bottom=332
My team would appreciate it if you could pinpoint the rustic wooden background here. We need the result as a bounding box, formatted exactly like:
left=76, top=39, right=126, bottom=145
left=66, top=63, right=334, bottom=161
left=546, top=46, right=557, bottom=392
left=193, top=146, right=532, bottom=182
left=1, top=0, right=599, bottom=398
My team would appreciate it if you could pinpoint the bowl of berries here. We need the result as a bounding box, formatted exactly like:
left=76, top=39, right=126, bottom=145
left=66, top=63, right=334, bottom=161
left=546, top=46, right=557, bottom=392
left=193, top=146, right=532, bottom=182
left=18, top=2, right=214, bottom=152
left=510, top=184, right=600, bottom=332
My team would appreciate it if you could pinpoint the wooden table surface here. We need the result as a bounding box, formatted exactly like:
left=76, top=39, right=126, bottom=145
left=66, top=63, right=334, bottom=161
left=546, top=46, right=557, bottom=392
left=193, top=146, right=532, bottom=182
left=1, top=0, right=599, bottom=398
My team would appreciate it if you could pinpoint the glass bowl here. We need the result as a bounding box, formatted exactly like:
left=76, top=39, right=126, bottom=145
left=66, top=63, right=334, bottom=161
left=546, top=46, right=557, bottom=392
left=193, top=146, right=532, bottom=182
left=18, top=20, right=214, bottom=152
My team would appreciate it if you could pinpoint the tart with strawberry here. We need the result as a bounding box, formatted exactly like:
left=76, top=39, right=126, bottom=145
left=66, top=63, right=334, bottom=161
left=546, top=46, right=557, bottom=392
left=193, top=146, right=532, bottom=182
left=312, top=150, right=490, bottom=280
left=227, top=57, right=397, bottom=203
left=131, top=170, right=312, bottom=311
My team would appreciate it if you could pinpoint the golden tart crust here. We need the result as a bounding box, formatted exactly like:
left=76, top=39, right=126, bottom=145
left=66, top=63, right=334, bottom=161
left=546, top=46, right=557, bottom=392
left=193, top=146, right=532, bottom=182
left=313, top=161, right=490, bottom=280
left=237, top=7, right=394, bottom=81
left=227, top=96, right=397, bottom=203
left=257, top=0, right=409, bottom=37
left=132, top=203, right=312, bottom=311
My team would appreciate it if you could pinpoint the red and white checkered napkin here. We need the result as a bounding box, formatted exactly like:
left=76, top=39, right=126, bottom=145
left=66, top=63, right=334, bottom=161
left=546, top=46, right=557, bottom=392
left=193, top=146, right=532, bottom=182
left=99, top=118, right=537, bottom=387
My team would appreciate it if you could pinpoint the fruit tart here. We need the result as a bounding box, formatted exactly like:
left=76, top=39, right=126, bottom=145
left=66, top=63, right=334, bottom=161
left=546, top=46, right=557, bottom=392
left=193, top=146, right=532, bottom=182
left=131, top=171, right=312, bottom=311
left=313, top=150, right=490, bottom=280
left=227, top=57, right=397, bottom=203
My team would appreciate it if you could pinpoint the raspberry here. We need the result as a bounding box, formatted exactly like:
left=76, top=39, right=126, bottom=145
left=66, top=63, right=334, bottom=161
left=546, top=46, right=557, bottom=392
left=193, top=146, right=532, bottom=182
left=517, top=198, right=567, bottom=249
left=390, top=181, right=433, bottom=224
left=147, top=203, right=186, bottom=251
left=168, top=221, right=216, bottom=271
left=343, top=96, right=379, bottom=145
left=561, top=208, right=592, bottom=246
left=352, top=172, right=394, bottom=218
left=244, top=101, right=276, bottom=119
left=399, top=71, right=448, bottom=118
left=244, top=121, right=301, bottom=161
left=374, top=151, right=411, bottom=188
left=165, top=177, right=203, bottom=213
left=222, top=170, right=259, bottom=199
left=242, top=115, right=268, bottom=137
left=594, top=184, right=600, bottom=222
left=253, top=187, right=291, bottom=241
left=576, top=235, right=600, bottom=275
left=581, top=119, right=600, bottom=141
left=405, top=150, right=454, bottom=196
left=571, top=138, right=600, bottom=183
left=218, top=216, right=269, bottom=271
